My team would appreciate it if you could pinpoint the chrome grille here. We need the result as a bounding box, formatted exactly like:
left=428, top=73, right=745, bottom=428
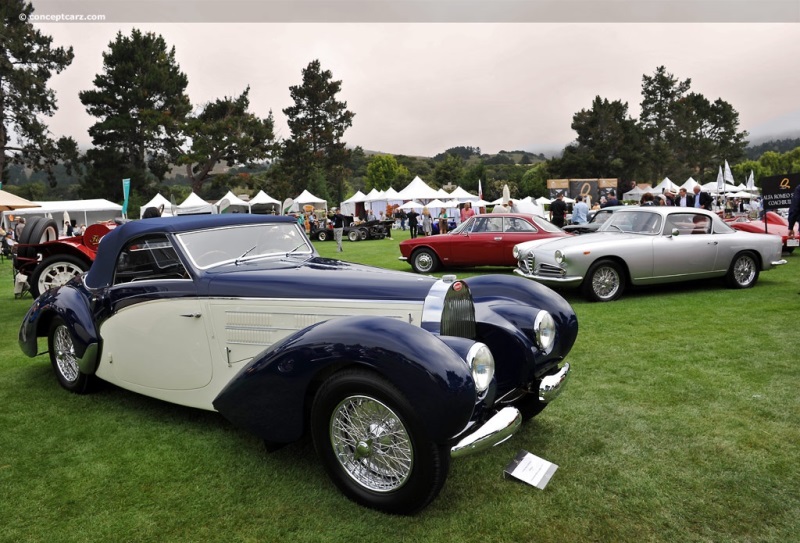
left=536, top=263, right=567, bottom=278
left=441, top=281, right=476, bottom=339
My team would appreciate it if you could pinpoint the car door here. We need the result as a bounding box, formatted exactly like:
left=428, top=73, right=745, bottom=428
left=651, top=212, right=720, bottom=280
left=448, top=216, right=505, bottom=265
left=97, top=233, right=214, bottom=392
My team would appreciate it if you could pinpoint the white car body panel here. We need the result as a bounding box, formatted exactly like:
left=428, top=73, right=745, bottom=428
left=96, top=297, right=424, bottom=410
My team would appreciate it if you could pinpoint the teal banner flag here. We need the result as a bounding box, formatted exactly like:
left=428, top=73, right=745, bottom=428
left=122, top=178, right=131, bottom=216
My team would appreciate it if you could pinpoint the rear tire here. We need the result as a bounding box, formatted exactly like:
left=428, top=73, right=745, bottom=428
left=317, top=230, right=329, bottom=242
left=410, top=248, right=439, bottom=274
left=48, top=317, right=94, bottom=394
left=582, top=259, right=625, bottom=302
left=726, top=251, right=759, bottom=289
left=348, top=230, right=360, bottom=242
left=310, top=369, right=449, bottom=515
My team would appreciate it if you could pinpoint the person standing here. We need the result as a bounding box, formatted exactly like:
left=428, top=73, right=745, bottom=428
left=571, top=195, right=589, bottom=224
left=676, top=188, right=692, bottom=207
left=550, top=192, right=567, bottom=227
left=14, top=217, right=25, bottom=240
left=437, top=208, right=448, bottom=234
left=788, top=183, right=800, bottom=239
left=603, top=190, right=620, bottom=207
left=407, top=208, right=420, bottom=238
left=421, top=207, right=433, bottom=236
left=330, top=207, right=345, bottom=252
left=460, top=202, right=475, bottom=223
left=693, top=185, right=713, bottom=210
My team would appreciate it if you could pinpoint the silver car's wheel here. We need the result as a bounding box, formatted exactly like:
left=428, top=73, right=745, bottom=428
left=330, top=395, right=413, bottom=492
left=410, top=248, right=439, bottom=274
left=30, top=255, right=88, bottom=298
left=726, top=251, right=759, bottom=289
left=582, top=259, right=625, bottom=302
left=48, top=317, right=93, bottom=394
left=311, top=369, right=449, bottom=514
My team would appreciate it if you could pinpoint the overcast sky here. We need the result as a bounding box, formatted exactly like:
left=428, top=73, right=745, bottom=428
left=31, top=1, right=800, bottom=158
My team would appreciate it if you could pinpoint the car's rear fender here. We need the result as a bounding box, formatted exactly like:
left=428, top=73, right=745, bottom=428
left=18, top=280, right=101, bottom=373
left=213, top=315, right=478, bottom=445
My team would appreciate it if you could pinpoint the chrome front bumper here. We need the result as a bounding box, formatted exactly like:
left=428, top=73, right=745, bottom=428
left=450, top=406, right=521, bottom=459
left=539, top=363, right=570, bottom=403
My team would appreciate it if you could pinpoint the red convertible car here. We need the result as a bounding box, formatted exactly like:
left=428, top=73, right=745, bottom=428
left=399, top=213, right=568, bottom=273
left=726, top=212, right=796, bottom=254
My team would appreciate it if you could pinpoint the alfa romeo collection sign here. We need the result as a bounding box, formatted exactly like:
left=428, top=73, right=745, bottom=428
left=760, top=173, right=799, bottom=210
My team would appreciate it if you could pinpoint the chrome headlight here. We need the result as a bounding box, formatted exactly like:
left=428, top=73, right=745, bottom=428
left=512, top=245, right=522, bottom=260
left=533, top=311, right=556, bottom=354
left=554, top=250, right=565, bottom=264
left=466, top=342, right=494, bottom=393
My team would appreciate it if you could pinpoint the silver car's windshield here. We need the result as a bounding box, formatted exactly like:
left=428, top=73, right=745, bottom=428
left=600, top=211, right=662, bottom=235
left=176, top=222, right=313, bottom=269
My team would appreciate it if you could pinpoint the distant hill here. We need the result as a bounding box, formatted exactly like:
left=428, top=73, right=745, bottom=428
left=745, top=137, right=800, bottom=160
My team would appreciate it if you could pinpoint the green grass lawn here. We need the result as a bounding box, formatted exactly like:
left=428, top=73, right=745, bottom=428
left=1, top=233, right=798, bottom=543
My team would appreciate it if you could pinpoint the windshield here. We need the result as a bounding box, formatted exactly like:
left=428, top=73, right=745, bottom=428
left=599, top=211, right=662, bottom=235
left=176, top=222, right=313, bottom=269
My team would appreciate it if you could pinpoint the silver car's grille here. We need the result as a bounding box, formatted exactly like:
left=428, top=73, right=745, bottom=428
left=536, top=263, right=567, bottom=278
left=441, top=281, right=476, bottom=339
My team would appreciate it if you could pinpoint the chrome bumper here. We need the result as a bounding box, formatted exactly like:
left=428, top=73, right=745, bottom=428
left=539, top=363, right=570, bottom=403
left=450, top=406, right=521, bottom=459
left=772, top=259, right=787, bottom=266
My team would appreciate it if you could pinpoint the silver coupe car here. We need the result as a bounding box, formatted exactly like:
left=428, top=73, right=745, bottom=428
left=513, top=207, right=787, bottom=302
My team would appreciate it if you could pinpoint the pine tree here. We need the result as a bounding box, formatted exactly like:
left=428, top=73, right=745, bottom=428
left=0, top=0, right=77, bottom=186
left=282, top=60, right=354, bottom=204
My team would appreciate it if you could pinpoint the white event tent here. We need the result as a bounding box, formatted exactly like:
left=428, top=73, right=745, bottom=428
left=291, top=189, right=327, bottom=213
left=340, top=190, right=366, bottom=216
left=396, top=176, right=441, bottom=203
left=178, top=192, right=216, bottom=215
left=249, top=190, right=281, bottom=214
left=216, top=191, right=251, bottom=214
left=140, top=193, right=175, bottom=218
left=6, top=199, right=122, bottom=228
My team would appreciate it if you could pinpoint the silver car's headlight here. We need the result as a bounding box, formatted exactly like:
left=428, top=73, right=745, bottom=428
left=533, top=311, right=556, bottom=354
left=466, top=342, right=495, bottom=393
left=512, top=245, right=522, bottom=260
left=554, top=250, right=565, bottom=264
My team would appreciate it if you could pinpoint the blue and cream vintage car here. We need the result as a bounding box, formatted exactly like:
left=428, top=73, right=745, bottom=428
left=19, top=214, right=577, bottom=514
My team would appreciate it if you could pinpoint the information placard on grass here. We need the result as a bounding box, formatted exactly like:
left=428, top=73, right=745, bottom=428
left=504, top=450, right=558, bottom=490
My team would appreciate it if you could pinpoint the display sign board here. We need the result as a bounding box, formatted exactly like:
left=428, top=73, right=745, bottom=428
left=760, top=173, right=799, bottom=210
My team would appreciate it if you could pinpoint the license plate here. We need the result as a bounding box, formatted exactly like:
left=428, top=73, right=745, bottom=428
left=787, top=238, right=799, bottom=247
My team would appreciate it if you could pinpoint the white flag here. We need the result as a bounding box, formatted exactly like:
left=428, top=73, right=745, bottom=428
left=723, top=160, right=734, bottom=185
left=746, top=170, right=755, bottom=190
left=716, top=166, right=724, bottom=193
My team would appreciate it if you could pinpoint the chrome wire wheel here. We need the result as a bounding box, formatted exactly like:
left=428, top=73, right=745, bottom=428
left=732, top=254, right=756, bottom=286
left=330, top=395, right=413, bottom=492
left=52, top=324, right=79, bottom=383
left=592, top=265, right=620, bottom=300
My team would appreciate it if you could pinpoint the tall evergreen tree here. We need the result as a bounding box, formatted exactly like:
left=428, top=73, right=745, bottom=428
left=0, top=0, right=78, bottom=186
left=178, top=87, right=277, bottom=193
left=79, top=29, right=190, bottom=199
left=282, top=60, right=354, bottom=204
left=639, top=66, right=691, bottom=180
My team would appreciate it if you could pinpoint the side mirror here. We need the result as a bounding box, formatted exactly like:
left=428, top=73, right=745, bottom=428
left=671, top=228, right=680, bottom=237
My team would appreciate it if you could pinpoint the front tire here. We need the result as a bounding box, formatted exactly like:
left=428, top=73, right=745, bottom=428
left=317, top=230, right=329, bottom=242
left=311, top=369, right=449, bottom=515
left=48, top=317, right=93, bottom=394
left=582, top=259, right=625, bottom=302
left=348, top=230, right=361, bottom=242
left=726, top=251, right=759, bottom=289
left=410, top=248, right=439, bottom=274
left=30, top=254, right=89, bottom=298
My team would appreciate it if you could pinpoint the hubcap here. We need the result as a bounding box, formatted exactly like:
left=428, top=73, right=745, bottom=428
left=330, top=395, right=413, bottom=492
left=53, top=325, right=79, bottom=382
left=415, top=253, right=432, bottom=272
left=593, top=267, right=619, bottom=299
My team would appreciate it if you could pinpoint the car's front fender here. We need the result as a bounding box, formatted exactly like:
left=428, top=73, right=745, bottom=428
left=213, top=315, right=478, bottom=444
left=19, top=279, right=100, bottom=373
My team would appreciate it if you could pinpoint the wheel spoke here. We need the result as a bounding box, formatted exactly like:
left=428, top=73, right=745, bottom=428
left=331, top=395, right=413, bottom=492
